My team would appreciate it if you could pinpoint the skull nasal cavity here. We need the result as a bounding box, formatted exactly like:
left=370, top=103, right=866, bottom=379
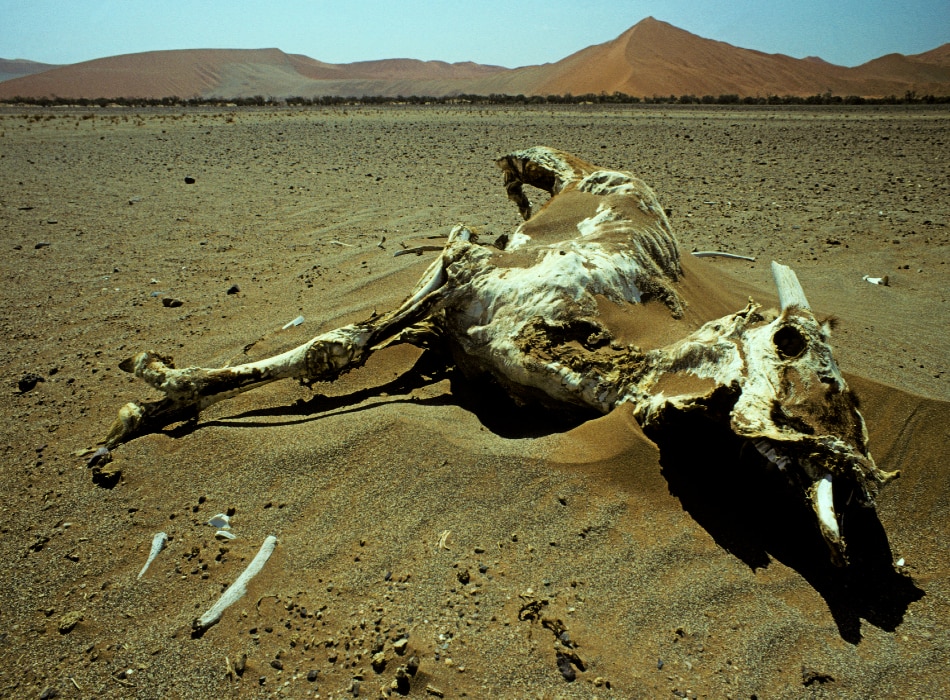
left=774, top=325, right=807, bottom=360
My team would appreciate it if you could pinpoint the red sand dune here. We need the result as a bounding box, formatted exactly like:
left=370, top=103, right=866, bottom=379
left=1, top=17, right=947, bottom=99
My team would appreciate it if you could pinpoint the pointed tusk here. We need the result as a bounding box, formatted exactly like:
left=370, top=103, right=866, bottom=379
left=771, top=261, right=810, bottom=311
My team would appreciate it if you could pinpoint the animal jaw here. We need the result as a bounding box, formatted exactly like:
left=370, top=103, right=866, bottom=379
left=102, top=147, right=898, bottom=566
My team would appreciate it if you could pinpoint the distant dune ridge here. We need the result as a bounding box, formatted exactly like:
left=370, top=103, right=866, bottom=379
left=1, top=17, right=948, bottom=99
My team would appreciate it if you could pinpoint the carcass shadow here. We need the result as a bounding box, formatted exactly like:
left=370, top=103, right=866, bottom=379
left=193, top=349, right=593, bottom=439
left=644, top=407, right=923, bottom=644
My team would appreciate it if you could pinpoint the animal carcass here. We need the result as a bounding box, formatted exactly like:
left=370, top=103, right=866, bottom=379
left=103, top=147, right=898, bottom=565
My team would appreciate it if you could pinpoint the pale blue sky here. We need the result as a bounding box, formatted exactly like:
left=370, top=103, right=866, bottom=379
left=1, top=0, right=947, bottom=68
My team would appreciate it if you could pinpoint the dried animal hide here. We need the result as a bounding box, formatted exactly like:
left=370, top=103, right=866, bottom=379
left=103, top=147, right=897, bottom=565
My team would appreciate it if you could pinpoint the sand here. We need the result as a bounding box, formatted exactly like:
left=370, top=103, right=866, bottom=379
left=0, top=104, right=947, bottom=699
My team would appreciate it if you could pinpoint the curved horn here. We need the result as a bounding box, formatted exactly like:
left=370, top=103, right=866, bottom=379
left=811, top=474, right=846, bottom=566
left=771, top=261, right=810, bottom=311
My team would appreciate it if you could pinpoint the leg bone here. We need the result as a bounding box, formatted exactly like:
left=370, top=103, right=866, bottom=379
left=104, top=231, right=468, bottom=447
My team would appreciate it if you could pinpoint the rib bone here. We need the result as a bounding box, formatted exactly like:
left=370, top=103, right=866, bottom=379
left=137, top=532, right=168, bottom=579
left=193, top=535, right=277, bottom=633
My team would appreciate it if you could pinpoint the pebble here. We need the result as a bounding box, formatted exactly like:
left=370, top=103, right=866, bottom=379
left=226, top=284, right=240, bottom=294
left=307, top=669, right=318, bottom=682
left=18, top=373, right=45, bottom=393
left=393, top=637, right=408, bottom=655
left=162, top=297, right=183, bottom=308
left=58, top=611, right=83, bottom=634
left=184, top=176, right=196, bottom=184
left=91, top=461, right=122, bottom=488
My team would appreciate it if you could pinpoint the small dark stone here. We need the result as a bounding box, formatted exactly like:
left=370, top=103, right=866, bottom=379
left=307, top=669, right=319, bottom=682
left=270, top=659, right=283, bottom=671
left=184, top=176, right=196, bottom=184
left=457, top=569, right=470, bottom=585
left=18, top=373, right=45, bottom=393
left=39, top=686, right=58, bottom=700
left=226, top=284, right=240, bottom=295
left=162, top=297, right=183, bottom=308
left=556, top=652, right=576, bottom=682
left=35, top=241, right=52, bottom=248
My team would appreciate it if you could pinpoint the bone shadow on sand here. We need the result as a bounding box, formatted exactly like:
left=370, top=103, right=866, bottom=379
left=174, top=349, right=595, bottom=440
left=645, top=408, right=924, bottom=644
left=154, top=353, right=922, bottom=644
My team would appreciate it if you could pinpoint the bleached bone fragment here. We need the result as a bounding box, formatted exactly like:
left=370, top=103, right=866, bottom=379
left=862, top=275, right=889, bottom=286
left=814, top=475, right=839, bottom=538
left=215, top=530, right=237, bottom=540
left=691, top=251, right=756, bottom=261
left=207, top=513, right=231, bottom=529
left=771, top=261, right=810, bottom=310
left=137, top=532, right=168, bottom=579
left=282, top=315, right=304, bottom=330
left=194, top=535, right=277, bottom=632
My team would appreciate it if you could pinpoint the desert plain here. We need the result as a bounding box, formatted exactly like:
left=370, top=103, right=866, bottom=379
left=0, top=104, right=948, bottom=699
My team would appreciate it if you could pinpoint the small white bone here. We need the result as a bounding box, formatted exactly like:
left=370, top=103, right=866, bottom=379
left=193, top=535, right=277, bottom=632
left=814, top=475, right=840, bottom=539
left=691, top=251, right=756, bottom=261
left=207, top=513, right=231, bottom=529
left=137, top=532, right=168, bottom=579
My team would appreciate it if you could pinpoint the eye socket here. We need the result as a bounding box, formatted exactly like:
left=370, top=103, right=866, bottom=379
left=773, top=325, right=807, bottom=360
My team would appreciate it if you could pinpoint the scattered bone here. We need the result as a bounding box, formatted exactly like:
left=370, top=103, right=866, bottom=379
left=329, top=240, right=354, bottom=247
left=193, top=535, right=278, bottom=633
left=437, top=530, right=452, bottom=550
left=282, top=315, right=304, bottom=330
left=393, top=245, right=444, bottom=257
left=207, top=513, right=231, bottom=529
left=137, top=532, right=168, bottom=579
left=215, top=530, right=237, bottom=540
left=863, top=274, right=889, bottom=286
left=691, top=250, right=756, bottom=261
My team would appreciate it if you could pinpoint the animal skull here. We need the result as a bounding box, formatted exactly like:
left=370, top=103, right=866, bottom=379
left=104, top=147, right=897, bottom=566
